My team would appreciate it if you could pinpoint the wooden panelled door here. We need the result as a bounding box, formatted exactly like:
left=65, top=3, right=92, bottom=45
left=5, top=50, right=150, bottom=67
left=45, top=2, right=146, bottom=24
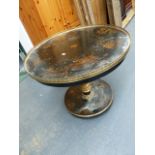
left=19, top=0, right=80, bottom=45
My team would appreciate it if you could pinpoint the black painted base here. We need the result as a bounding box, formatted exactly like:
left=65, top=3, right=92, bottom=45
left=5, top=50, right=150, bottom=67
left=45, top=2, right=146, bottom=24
left=65, top=80, right=113, bottom=118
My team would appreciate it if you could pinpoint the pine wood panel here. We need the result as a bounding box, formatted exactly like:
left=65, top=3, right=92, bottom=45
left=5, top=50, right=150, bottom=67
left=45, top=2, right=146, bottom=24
left=19, top=0, right=48, bottom=45
left=19, top=0, right=80, bottom=45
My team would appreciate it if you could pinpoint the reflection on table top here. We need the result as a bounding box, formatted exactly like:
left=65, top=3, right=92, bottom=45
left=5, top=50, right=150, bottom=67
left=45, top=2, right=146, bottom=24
left=25, top=25, right=130, bottom=84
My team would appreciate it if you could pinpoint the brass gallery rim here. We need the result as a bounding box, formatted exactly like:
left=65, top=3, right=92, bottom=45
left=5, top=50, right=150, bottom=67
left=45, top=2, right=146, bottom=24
left=24, top=25, right=131, bottom=84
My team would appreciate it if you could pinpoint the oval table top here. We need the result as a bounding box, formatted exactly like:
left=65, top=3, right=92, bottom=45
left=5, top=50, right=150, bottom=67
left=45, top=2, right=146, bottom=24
left=24, top=25, right=130, bottom=85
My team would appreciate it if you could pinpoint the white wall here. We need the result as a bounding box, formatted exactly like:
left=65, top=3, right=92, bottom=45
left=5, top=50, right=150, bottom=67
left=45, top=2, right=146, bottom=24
left=19, top=20, right=33, bottom=53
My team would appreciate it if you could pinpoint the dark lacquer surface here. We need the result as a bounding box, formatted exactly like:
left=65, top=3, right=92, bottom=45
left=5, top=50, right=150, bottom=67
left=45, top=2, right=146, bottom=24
left=24, top=25, right=130, bottom=84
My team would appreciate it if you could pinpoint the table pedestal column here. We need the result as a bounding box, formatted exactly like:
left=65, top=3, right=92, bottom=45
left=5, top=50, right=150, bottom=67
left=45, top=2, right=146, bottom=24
left=65, top=79, right=113, bottom=118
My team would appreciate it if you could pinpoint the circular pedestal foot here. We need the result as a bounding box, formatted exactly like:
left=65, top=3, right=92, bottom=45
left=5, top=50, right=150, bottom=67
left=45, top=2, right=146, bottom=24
left=65, top=80, right=113, bottom=118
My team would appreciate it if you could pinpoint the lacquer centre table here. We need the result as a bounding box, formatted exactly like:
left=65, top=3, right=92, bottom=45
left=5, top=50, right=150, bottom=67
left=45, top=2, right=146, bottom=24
left=24, top=25, right=130, bottom=118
